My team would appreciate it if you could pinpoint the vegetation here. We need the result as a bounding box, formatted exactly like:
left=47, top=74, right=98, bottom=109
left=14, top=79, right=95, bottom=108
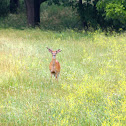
left=0, top=0, right=126, bottom=126
left=0, top=28, right=126, bottom=125
left=0, top=0, right=10, bottom=16
left=0, top=0, right=126, bottom=30
left=97, top=0, right=126, bottom=30
left=0, top=4, right=79, bottom=30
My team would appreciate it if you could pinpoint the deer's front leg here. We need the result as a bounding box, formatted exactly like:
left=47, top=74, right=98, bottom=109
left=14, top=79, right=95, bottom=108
left=55, top=72, right=59, bottom=80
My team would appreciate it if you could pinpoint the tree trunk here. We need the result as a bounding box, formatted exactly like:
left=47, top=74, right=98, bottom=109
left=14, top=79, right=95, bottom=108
left=79, top=0, right=82, bottom=5
left=25, top=0, right=41, bottom=27
left=10, top=0, right=19, bottom=13
left=78, top=0, right=88, bottom=30
left=25, top=0, right=35, bottom=27
left=34, top=0, right=40, bottom=26
left=25, top=0, right=48, bottom=27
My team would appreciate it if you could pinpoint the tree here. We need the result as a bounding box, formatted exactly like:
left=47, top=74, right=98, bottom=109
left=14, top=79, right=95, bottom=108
left=0, top=0, right=9, bottom=16
left=10, top=0, right=19, bottom=13
left=24, top=0, right=126, bottom=30
left=73, top=0, right=98, bottom=30
left=24, top=0, right=48, bottom=27
left=96, top=0, right=126, bottom=30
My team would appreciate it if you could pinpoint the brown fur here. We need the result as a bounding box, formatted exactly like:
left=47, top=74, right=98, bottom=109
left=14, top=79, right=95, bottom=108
left=47, top=47, right=61, bottom=80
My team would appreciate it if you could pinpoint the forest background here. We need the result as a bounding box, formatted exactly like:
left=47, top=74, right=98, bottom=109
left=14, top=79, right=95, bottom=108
left=0, top=0, right=126, bottom=31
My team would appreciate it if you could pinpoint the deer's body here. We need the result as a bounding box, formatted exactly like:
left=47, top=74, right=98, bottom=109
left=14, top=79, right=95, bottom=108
left=47, top=47, right=61, bottom=80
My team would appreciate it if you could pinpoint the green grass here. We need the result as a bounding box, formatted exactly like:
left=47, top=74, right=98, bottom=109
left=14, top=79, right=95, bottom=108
left=0, top=28, right=126, bottom=126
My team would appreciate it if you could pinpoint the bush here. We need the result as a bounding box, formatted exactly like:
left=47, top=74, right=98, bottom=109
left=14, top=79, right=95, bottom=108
left=96, top=0, right=126, bottom=30
left=40, top=4, right=80, bottom=30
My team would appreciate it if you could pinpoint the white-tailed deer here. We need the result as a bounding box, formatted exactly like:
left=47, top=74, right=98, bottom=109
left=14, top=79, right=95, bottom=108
left=47, top=47, right=62, bottom=80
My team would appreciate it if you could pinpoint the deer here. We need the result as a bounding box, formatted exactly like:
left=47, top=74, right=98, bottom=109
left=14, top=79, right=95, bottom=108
left=47, top=47, right=62, bottom=80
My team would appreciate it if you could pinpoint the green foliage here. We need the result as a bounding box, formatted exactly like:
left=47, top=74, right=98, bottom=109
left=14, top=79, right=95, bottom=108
left=45, top=0, right=96, bottom=30
left=105, top=3, right=126, bottom=23
left=76, top=0, right=98, bottom=29
left=0, top=3, right=79, bottom=30
left=0, top=13, right=27, bottom=29
left=0, top=0, right=126, bottom=31
left=47, top=0, right=72, bottom=6
left=0, top=0, right=9, bottom=16
left=40, top=4, right=79, bottom=30
left=97, top=0, right=126, bottom=30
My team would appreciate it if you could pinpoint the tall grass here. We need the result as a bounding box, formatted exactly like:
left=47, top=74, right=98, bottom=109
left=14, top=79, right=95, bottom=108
left=0, top=28, right=126, bottom=125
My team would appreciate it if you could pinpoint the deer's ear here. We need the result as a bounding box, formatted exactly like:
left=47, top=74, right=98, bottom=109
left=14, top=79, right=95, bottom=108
left=47, top=47, right=52, bottom=53
left=56, top=49, right=62, bottom=53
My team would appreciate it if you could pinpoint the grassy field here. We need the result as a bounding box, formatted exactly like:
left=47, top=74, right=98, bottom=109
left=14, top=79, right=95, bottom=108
left=0, top=28, right=126, bottom=126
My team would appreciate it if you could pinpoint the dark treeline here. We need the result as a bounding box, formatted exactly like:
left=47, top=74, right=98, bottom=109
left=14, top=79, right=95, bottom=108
left=0, top=0, right=126, bottom=31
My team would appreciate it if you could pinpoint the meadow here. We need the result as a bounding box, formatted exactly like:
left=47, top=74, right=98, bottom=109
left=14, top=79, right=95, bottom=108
left=0, top=28, right=126, bottom=126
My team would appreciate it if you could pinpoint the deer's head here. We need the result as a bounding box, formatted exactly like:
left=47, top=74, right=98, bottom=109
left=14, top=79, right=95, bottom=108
left=47, top=47, right=62, bottom=59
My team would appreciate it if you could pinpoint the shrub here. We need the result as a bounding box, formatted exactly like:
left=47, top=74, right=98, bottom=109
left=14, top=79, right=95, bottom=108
left=40, top=4, right=79, bottom=30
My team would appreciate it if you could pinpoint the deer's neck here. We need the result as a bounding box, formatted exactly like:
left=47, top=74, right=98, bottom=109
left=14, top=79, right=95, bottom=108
left=52, top=58, right=56, bottom=66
